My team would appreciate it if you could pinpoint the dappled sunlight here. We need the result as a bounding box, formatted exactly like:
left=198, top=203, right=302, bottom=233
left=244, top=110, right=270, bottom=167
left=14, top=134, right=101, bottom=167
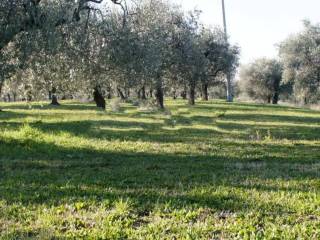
left=98, top=126, right=145, bottom=132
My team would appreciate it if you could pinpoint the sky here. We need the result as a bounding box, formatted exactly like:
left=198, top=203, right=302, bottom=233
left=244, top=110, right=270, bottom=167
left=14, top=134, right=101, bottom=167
left=172, top=0, right=320, bottom=65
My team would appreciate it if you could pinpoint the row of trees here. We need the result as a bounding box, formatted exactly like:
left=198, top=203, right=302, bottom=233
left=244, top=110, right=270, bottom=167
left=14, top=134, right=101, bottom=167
left=239, top=21, right=320, bottom=104
left=0, top=0, right=240, bottom=109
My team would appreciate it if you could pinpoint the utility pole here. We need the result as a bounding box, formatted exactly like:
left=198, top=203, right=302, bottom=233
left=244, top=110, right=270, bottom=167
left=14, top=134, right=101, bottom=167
left=222, top=0, right=233, bottom=102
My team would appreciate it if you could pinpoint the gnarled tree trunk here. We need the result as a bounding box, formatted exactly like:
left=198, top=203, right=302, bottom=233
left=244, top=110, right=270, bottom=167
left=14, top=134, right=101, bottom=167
left=272, top=92, right=279, bottom=104
left=201, top=83, right=209, bottom=101
left=0, top=82, right=3, bottom=111
left=126, top=88, right=130, bottom=98
left=155, top=82, right=164, bottom=109
left=0, top=81, right=3, bottom=98
left=50, top=87, right=60, bottom=105
left=188, top=85, right=196, bottom=105
left=93, top=86, right=106, bottom=109
left=172, top=90, right=177, bottom=100
left=267, top=96, right=271, bottom=104
left=141, top=86, right=146, bottom=100
left=272, top=77, right=281, bottom=104
left=106, top=86, right=112, bottom=99
left=181, top=91, right=187, bottom=100
left=117, top=87, right=126, bottom=100
left=181, top=85, right=187, bottom=100
left=24, top=84, right=33, bottom=102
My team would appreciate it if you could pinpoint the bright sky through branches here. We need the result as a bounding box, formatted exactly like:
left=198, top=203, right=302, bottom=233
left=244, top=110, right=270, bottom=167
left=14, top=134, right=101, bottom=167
left=172, top=0, right=320, bottom=64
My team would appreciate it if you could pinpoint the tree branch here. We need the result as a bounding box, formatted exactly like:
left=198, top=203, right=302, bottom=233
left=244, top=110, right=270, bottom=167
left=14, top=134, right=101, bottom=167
left=0, top=0, right=109, bottom=52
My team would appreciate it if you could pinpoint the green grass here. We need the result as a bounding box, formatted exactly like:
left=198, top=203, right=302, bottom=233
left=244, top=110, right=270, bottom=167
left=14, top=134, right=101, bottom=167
left=0, top=100, right=319, bottom=239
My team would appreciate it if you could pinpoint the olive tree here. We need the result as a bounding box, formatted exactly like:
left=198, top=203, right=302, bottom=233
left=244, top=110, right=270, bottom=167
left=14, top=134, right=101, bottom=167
left=200, top=27, right=239, bottom=101
left=239, top=58, right=282, bottom=104
left=129, top=0, right=180, bottom=109
left=279, top=20, right=320, bottom=104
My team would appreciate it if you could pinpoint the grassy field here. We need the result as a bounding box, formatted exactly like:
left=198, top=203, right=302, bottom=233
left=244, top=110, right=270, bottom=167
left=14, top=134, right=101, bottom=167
left=0, top=100, right=319, bottom=239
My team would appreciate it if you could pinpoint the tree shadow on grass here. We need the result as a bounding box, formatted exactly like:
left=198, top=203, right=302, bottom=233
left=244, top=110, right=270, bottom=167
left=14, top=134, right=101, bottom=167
left=0, top=102, right=98, bottom=111
left=0, top=136, right=319, bottom=208
left=1, top=116, right=220, bottom=144
left=196, top=101, right=319, bottom=114
left=216, top=121, right=320, bottom=141
left=0, top=110, right=34, bottom=120
left=25, top=115, right=319, bottom=143
left=0, top=136, right=231, bottom=208
left=224, top=113, right=320, bottom=125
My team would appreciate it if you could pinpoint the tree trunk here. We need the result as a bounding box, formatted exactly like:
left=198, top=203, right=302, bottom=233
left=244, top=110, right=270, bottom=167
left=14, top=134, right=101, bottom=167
left=106, top=86, right=112, bottom=99
left=272, top=76, right=281, bottom=105
left=0, top=82, right=3, bottom=110
left=26, top=92, right=32, bottom=102
left=172, top=90, right=177, bottom=100
left=93, top=86, right=106, bottom=109
left=272, top=92, right=279, bottom=104
left=201, top=83, right=209, bottom=101
left=117, top=87, right=126, bottom=100
left=181, top=90, right=187, bottom=100
left=51, top=95, right=60, bottom=105
left=0, top=81, right=2, bottom=111
left=50, top=87, right=60, bottom=106
left=265, top=96, right=271, bottom=104
left=155, top=83, right=164, bottom=109
left=141, top=86, right=147, bottom=100
left=188, top=85, right=196, bottom=105
left=137, top=89, right=141, bottom=99
left=126, top=89, right=130, bottom=98
left=0, top=81, right=3, bottom=98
